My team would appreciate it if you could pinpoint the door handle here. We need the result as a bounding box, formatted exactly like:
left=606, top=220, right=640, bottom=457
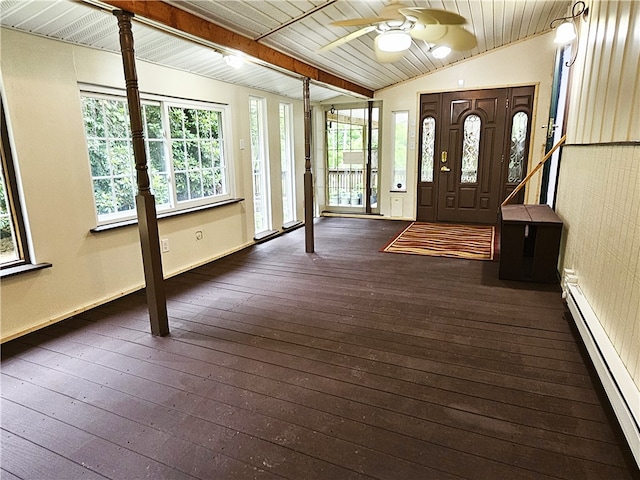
left=441, top=166, right=451, bottom=172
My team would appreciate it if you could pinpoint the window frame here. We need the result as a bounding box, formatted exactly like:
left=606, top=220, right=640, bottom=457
left=80, top=86, right=235, bottom=226
left=420, top=116, right=436, bottom=184
left=249, top=96, right=272, bottom=235
left=391, top=110, right=409, bottom=192
left=279, top=102, right=296, bottom=224
left=0, top=95, right=51, bottom=277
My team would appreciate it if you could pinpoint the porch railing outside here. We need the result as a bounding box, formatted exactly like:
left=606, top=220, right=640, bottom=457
left=327, top=169, right=378, bottom=207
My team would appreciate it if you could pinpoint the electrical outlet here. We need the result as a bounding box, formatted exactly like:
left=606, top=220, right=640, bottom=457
left=161, top=239, right=170, bottom=253
left=195, top=230, right=203, bottom=241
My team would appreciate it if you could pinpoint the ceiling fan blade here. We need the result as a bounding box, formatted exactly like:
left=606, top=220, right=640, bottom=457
left=378, top=3, right=406, bottom=22
left=399, top=8, right=467, bottom=26
left=319, top=25, right=377, bottom=52
left=331, top=17, right=388, bottom=27
left=436, top=26, right=477, bottom=51
left=331, top=2, right=406, bottom=27
left=410, top=24, right=448, bottom=43
left=374, top=35, right=408, bottom=63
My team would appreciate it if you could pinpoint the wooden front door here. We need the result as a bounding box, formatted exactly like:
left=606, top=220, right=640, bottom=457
left=417, top=86, right=535, bottom=225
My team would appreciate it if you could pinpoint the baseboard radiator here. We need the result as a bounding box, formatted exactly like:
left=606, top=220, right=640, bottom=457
left=563, top=278, right=640, bottom=468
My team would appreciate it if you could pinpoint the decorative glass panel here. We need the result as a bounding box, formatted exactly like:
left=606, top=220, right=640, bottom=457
left=461, top=114, right=481, bottom=184
left=421, top=117, right=435, bottom=183
left=509, top=112, right=528, bottom=183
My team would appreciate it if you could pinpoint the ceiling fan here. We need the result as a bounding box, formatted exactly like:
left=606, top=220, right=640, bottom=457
left=319, top=1, right=477, bottom=63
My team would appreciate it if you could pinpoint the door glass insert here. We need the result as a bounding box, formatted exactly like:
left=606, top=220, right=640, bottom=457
left=509, top=112, right=528, bottom=183
left=326, top=108, right=364, bottom=206
left=461, top=114, right=481, bottom=184
left=421, top=116, right=435, bottom=183
left=326, top=105, right=379, bottom=210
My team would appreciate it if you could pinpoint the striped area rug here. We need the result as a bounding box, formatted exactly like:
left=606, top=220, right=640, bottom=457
left=382, top=222, right=495, bottom=260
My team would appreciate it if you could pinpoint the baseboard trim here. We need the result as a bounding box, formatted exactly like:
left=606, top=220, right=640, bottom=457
left=566, top=284, right=640, bottom=468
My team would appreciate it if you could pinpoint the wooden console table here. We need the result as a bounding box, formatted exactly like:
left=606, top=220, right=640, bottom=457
left=499, top=204, right=563, bottom=283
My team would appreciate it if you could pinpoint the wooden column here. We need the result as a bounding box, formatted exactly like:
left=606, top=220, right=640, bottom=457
left=114, top=10, right=169, bottom=336
left=303, top=78, right=315, bottom=253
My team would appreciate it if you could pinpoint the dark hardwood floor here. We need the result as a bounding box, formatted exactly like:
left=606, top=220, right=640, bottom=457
left=2, top=217, right=638, bottom=479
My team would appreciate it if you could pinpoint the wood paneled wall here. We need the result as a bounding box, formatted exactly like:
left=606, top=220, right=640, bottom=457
left=567, top=0, right=640, bottom=143
left=557, top=0, right=640, bottom=389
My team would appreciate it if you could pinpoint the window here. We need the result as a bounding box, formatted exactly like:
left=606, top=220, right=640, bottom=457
left=169, top=105, right=227, bottom=203
left=420, top=117, right=436, bottom=183
left=509, top=112, right=529, bottom=183
left=249, top=97, right=271, bottom=235
left=279, top=103, right=296, bottom=224
left=81, top=91, right=232, bottom=225
left=0, top=109, right=23, bottom=266
left=391, top=111, right=408, bottom=191
left=1, top=96, right=48, bottom=275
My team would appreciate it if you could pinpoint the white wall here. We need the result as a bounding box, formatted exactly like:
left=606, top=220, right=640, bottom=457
left=0, top=28, right=305, bottom=341
left=374, top=32, right=557, bottom=219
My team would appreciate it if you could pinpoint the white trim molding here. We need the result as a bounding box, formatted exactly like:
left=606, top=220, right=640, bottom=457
left=566, top=283, right=640, bottom=468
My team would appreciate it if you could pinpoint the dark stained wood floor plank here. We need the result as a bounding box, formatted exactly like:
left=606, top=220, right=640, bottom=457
left=41, top=315, right=609, bottom=444
left=88, top=297, right=600, bottom=410
left=2, top=333, right=620, bottom=480
left=0, top=371, right=386, bottom=480
left=2, top=218, right=638, bottom=480
left=1, top=400, right=200, bottom=480
left=8, top=321, right=631, bottom=479
left=0, top=429, right=109, bottom=480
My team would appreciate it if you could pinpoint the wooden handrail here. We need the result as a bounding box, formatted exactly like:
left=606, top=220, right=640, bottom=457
left=501, top=134, right=567, bottom=207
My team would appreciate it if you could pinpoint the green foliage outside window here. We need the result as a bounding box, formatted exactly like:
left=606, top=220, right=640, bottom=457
left=169, top=106, right=225, bottom=203
left=0, top=165, right=18, bottom=261
left=82, top=94, right=228, bottom=223
left=82, top=96, right=169, bottom=218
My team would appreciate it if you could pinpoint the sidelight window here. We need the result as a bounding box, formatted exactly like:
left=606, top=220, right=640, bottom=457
left=461, top=114, right=481, bottom=184
left=391, top=111, right=408, bottom=191
left=509, top=112, right=528, bottom=183
left=420, top=116, right=436, bottom=183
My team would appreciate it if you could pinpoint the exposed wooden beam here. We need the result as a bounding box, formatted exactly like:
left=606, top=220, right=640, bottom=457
left=100, top=0, right=374, bottom=99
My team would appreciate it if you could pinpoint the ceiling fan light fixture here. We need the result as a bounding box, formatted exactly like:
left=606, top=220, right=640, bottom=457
left=377, top=30, right=412, bottom=52
left=553, top=21, right=577, bottom=44
left=431, top=45, right=452, bottom=58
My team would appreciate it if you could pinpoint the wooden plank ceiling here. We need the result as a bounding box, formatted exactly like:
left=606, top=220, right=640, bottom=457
left=0, top=0, right=570, bottom=101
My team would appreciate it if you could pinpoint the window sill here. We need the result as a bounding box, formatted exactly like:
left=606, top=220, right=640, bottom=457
left=91, top=198, right=244, bottom=233
left=254, top=230, right=279, bottom=243
left=0, top=262, right=52, bottom=279
left=283, top=220, right=303, bottom=231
